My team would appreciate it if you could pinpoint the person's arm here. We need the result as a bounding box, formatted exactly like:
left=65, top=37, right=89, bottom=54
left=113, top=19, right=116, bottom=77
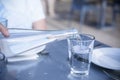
left=32, top=19, right=47, bottom=30
left=0, top=23, right=9, bottom=37
left=31, top=0, right=47, bottom=30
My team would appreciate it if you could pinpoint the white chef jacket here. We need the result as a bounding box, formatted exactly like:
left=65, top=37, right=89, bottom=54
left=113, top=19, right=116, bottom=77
left=0, top=0, right=45, bottom=29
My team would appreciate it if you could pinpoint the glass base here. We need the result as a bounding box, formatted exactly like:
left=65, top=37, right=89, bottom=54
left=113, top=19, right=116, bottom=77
left=68, top=72, right=89, bottom=80
left=70, top=69, right=89, bottom=76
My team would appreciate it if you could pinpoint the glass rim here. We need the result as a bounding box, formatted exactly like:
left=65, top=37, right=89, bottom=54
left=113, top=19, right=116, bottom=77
left=0, top=17, right=8, bottom=27
left=0, top=52, right=6, bottom=61
left=0, top=17, right=7, bottom=22
left=69, top=33, right=95, bottom=41
left=80, top=33, right=95, bottom=40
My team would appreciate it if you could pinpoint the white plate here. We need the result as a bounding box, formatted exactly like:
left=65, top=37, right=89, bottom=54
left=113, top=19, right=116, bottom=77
left=7, top=58, right=43, bottom=72
left=7, top=45, right=46, bottom=62
left=18, top=45, right=46, bottom=56
left=7, top=54, right=39, bottom=62
left=92, top=48, right=120, bottom=70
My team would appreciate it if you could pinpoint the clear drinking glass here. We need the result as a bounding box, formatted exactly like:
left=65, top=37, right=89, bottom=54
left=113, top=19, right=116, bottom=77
left=0, top=18, right=8, bottom=27
left=0, top=18, right=7, bottom=77
left=67, top=34, right=95, bottom=76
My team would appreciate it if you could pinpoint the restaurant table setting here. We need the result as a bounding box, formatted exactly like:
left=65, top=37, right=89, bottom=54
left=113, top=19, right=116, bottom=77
left=0, top=28, right=120, bottom=80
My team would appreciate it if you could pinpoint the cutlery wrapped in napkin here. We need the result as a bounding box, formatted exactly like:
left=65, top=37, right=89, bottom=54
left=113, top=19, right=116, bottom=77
left=0, top=28, right=78, bottom=58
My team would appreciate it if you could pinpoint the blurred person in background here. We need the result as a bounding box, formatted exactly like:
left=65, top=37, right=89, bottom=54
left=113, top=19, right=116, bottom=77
left=42, top=0, right=57, bottom=18
left=109, top=0, right=120, bottom=26
left=0, top=0, right=47, bottom=31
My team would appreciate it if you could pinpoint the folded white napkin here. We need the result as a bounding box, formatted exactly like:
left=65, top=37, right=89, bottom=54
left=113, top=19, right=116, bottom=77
left=0, top=30, right=55, bottom=58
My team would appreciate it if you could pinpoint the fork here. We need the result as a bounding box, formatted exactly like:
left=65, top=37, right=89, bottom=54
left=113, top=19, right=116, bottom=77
left=103, top=70, right=120, bottom=80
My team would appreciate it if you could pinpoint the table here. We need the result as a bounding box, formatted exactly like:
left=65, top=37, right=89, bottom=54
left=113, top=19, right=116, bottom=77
left=1, top=39, right=115, bottom=80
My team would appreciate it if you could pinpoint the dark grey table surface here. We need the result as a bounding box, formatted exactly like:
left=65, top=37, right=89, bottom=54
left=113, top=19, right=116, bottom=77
left=1, top=39, right=115, bottom=80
